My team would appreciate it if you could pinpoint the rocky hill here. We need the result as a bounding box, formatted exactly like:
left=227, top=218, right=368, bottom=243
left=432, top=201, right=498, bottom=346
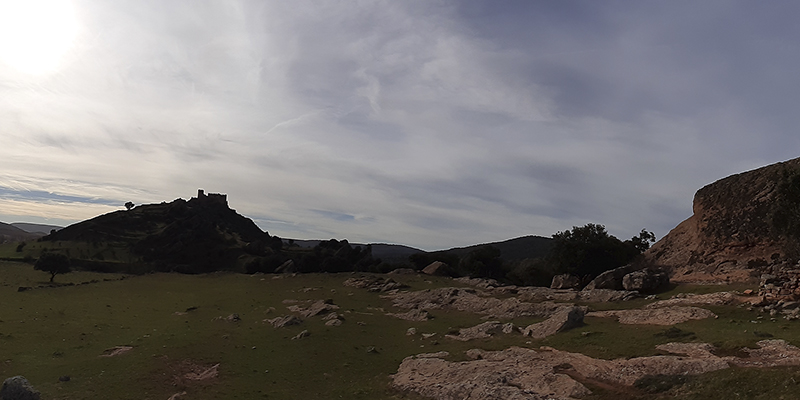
left=645, top=157, right=800, bottom=283
left=43, top=190, right=282, bottom=273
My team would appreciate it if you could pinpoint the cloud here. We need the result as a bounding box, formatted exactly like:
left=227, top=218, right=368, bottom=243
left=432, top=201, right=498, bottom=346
left=1, top=1, right=800, bottom=250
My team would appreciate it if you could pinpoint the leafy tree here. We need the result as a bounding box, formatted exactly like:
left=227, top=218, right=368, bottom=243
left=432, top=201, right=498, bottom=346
left=626, top=229, right=657, bottom=253
left=34, top=252, right=72, bottom=282
left=458, top=245, right=504, bottom=279
left=125, top=201, right=135, bottom=211
left=548, top=223, right=649, bottom=280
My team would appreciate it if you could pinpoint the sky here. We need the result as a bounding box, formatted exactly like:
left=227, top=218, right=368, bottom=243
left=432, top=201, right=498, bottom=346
left=1, top=0, right=799, bottom=250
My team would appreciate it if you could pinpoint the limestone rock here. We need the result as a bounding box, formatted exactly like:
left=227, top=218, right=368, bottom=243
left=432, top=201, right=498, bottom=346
left=268, top=315, right=302, bottom=328
left=586, top=306, right=716, bottom=325
left=645, top=157, right=800, bottom=284
left=386, top=308, right=430, bottom=321
left=0, top=376, right=40, bottom=400
left=385, top=287, right=567, bottom=319
left=343, top=276, right=407, bottom=292
left=422, top=261, right=451, bottom=276
left=291, top=330, right=310, bottom=340
left=622, top=268, right=670, bottom=293
left=522, top=306, right=586, bottom=339
left=550, top=274, right=581, bottom=289
left=584, top=264, right=639, bottom=291
left=445, top=321, right=515, bottom=341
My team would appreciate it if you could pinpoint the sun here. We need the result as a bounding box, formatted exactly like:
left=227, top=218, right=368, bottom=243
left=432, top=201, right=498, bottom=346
left=0, top=0, right=78, bottom=75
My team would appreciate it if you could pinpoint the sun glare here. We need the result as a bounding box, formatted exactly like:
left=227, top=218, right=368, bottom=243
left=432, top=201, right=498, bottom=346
left=0, top=0, right=78, bottom=75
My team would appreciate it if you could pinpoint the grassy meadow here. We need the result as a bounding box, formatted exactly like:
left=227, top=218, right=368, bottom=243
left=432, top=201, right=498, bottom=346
left=1, top=260, right=800, bottom=399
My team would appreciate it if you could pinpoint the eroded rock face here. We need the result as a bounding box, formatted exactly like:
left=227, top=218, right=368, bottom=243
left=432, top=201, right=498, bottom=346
left=645, top=157, right=800, bottom=283
left=392, top=340, right=800, bottom=400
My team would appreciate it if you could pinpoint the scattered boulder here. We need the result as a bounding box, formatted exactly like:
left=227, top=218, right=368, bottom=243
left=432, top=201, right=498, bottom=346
left=422, top=261, right=451, bottom=276
left=522, top=306, right=586, bottom=339
left=0, top=376, right=40, bottom=400
left=99, top=346, right=134, bottom=357
left=288, top=299, right=339, bottom=318
left=224, top=313, right=241, bottom=323
left=583, top=264, right=639, bottom=291
left=267, top=315, right=303, bottom=328
left=322, top=312, right=344, bottom=326
left=183, top=363, right=219, bottom=381
left=445, top=321, right=516, bottom=341
left=291, top=330, right=310, bottom=340
left=586, top=306, right=716, bottom=325
left=622, top=268, right=670, bottom=293
left=343, top=276, right=407, bottom=292
left=551, top=274, right=581, bottom=289
left=386, top=308, right=430, bottom=321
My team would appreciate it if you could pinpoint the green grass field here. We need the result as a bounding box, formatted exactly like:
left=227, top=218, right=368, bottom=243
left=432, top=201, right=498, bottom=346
left=1, top=260, right=799, bottom=399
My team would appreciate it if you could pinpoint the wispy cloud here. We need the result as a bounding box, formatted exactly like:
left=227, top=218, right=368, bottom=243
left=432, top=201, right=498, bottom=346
left=1, top=0, right=799, bottom=249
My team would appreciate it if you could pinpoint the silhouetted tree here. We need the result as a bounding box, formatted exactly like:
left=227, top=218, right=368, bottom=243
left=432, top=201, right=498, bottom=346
left=34, top=252, right=72, bottom=282
left=548, top=223, right=645, bottom=280
left=125, top=201, right=135, bottom=211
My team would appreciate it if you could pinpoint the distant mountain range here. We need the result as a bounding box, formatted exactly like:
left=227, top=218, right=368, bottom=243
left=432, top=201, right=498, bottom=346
left=282, top=236, right=553, bottom=264
left=0, top=222, right=63, bottom=244
left=0, top=222, right=39, bottom=243
left=10, top=223, right=62, bottom=235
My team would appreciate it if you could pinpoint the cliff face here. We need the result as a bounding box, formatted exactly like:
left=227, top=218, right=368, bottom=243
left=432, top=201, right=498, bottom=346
left=646, top=157, right=800, bottom=283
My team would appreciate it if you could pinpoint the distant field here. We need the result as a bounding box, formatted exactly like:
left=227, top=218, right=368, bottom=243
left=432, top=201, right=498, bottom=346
left=0, top=261, right=798, bottom=399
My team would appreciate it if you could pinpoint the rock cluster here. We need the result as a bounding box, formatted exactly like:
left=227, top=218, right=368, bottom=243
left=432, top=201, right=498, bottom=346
left=583, top=264, right=669, bottom=293
left=392, top=340, right=800, bottom=400
left=343, top=276, right=407, bottom=292
left=445, top=321, right=517, bottom=341
left=384, top=287, right=566, bottom=320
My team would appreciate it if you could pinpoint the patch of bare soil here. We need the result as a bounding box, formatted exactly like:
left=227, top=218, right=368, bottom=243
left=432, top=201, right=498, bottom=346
left=392, top=340, right=800, bottom=400
left=586, top=306, right=716, bottom=325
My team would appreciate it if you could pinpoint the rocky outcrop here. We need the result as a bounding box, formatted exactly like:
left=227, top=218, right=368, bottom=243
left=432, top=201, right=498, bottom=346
left=586, top=306, right=716, bottom=325
left=392, top=340, right=800, bottom=400
left=646, top=157, right=800, bottom=283
left=384, top=287, right=567, bottom=319
left=0, top=376, right=40, bottom=400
